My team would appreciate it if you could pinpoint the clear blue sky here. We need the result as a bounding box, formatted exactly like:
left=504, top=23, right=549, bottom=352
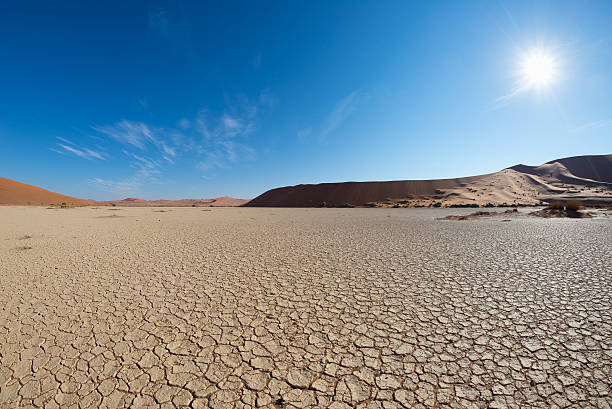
left=1, top=1, right=610, bottom=200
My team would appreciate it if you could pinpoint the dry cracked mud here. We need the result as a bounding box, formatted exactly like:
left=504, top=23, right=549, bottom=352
left=0, top=206, right=610, bottom=409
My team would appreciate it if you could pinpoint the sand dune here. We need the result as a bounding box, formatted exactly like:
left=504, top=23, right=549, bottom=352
left=0, top=177, right=91, bottom=206
left=0, top=178, right=247, bottom=207
left=100, top=196, right=248, bottom=207
left=3, top=154, right=610, bottom=207
left=246, top=154, right=612, bottom=207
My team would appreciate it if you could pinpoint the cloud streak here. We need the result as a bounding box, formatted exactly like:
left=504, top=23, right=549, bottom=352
left=322, top=90, right=368, bottom=137
left=88, top=151, right=161, bottom=197
left=50, top=138, right=107, bottom=161
left=93, top=120, right=155, bottom=149
left=570, top=118, right=612, bottom=133
left=66, top=90, right=273, bottom=197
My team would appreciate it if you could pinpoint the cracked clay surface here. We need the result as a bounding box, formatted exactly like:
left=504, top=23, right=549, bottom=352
left=0, top=206, right=610, bottom=408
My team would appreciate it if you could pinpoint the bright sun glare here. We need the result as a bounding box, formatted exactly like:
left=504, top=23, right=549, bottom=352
left=519, top=48, right=557, bottom=90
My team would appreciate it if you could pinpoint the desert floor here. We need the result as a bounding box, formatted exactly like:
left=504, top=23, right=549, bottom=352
left=0, top=206, right=610, bottom=409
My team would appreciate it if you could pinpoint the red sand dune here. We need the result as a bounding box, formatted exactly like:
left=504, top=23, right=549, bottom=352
left=0, top=177, right=91, bottom=206
left=99, top=197, right=248, bottom=207
left=3, top=154, right=610, bottom=208
left=246, top=154, right=612, bottom=207
left=0, top=178, right=248, bottom=207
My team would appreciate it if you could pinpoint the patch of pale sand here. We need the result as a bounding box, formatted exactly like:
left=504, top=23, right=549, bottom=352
left=0, top=206, right=610, bottom=408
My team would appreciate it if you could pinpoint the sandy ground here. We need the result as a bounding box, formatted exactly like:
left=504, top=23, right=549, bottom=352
left=0, top=206, right=611, bottom=408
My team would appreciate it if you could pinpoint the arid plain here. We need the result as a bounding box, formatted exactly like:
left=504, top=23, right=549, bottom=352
left=1, top=206, right=611, bottom=409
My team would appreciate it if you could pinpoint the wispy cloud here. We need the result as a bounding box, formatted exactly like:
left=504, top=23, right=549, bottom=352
left=189, top=93, right=273, bottom=170
left=93, top=120, right=178, bottom=163
left=148, top=7, right=170, bottom=37
left=93, top=120, right=154, bottom=149
left=89, top=177, right=141, bottom=197
left=194, top=108, right=258, bottom=170
left=82, top=90, right=273, bottom=196
left=196, top=141, right=255, bottom=170
left=570, top=118, right=612, bottom=133
left=89, top=151, right=161, bottom=197
left=297, top=127, right=311, bottom=142
left=178, top=118, right=191, bottom=130
left=322, top=90, right=369, bottom=137
left=197, top=151, right=226, bottom=170
left=50, top=137, right=107, bottom=161
left=253, top=54, right=262, bottom=69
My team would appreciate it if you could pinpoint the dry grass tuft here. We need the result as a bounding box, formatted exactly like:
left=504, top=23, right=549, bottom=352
left=548, top=201, right=565, bottom=210
left=566, top=200, right=582, bottom=211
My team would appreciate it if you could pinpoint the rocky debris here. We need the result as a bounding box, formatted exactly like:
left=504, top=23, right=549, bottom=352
left=438, top=209, right=519, bottom=220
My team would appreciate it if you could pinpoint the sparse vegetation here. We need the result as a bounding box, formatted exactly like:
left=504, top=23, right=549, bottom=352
left=432, top=202, right=442, bottom=208
left=449, top=203, right=479, bottom=208
left=548, top=201, right=565, bottom=210
left=566, top=200, right=582, bottom=211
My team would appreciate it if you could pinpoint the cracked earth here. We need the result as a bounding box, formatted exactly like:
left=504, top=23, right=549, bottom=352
left=0, top=206, right=610, bottom=408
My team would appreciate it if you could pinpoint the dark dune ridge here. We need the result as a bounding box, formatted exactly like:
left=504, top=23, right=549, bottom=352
left=246, top=154, right=612, bottom=207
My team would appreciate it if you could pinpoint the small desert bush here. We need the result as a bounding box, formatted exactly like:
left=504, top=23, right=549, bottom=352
left=548, top=201, right=564, bottom=210
left=566, top=200, right=582, bottom=211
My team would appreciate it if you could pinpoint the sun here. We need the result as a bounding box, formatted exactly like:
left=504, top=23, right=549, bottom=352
left=519, top=48, right=557, bottom=90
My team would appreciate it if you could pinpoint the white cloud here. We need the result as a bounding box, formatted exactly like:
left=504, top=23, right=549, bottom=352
left=322, top=90, right=369, bottom=137
left=84, top=90, right=274, bottom=194
left=570, top=118, right=612, bottom=132
left=222, top=114, right=241, bottom=131
left=178, top=118, right=191, bottom=130
left=89, top=150, right=161, bottom=197
left=51, top=137, right=107, bottom=161
left=162, top=145, right=176, bottom=157
left=89, top=177, right=142, bottom=198
left=93, top=120, right=154, bottom=149
left=297, top=127, right=311, bottom=142
left=195, top=141, right=255, bottom=171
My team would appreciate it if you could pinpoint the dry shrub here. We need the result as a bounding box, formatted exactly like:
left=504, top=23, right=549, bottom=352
left=548, top=201, right=564, bottom=210
left=566, top=200, right=582, bottom=211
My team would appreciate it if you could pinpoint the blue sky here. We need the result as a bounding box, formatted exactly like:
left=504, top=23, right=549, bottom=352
left=1, top=1, right=611, bottom=200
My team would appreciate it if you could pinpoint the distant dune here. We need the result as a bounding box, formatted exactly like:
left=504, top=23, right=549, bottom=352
left=99, top=197, right=248, bottom=207
left=0, top=177, right=91, bottom=206
left=3, top=154, right=610, bottom=207
left=245, top=154, right=612, bottom=207
left=0, top=178, right=248, bottom=207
